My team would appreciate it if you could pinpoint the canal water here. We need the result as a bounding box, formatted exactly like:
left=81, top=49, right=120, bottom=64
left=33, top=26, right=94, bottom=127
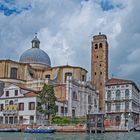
left=0, top=132, right=139, bottom=140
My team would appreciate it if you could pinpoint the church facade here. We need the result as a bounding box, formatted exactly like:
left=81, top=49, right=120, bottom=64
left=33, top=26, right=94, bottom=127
left=0, top=35, right=99, bottom=122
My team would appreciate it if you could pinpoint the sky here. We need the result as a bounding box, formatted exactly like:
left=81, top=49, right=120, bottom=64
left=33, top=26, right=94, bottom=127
left=0, top=0, right=140, bottom=86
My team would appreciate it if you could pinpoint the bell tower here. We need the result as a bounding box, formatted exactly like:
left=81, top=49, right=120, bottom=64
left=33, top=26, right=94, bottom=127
left=91, top=33, right=108, bottom=112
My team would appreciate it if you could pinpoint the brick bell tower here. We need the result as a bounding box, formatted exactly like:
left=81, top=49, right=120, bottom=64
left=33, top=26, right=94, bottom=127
left=91, top=32, right=109, bottom=112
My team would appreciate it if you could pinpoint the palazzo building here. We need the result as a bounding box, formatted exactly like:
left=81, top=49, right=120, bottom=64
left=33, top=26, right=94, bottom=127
left=105, top=78, right=140, bottom=128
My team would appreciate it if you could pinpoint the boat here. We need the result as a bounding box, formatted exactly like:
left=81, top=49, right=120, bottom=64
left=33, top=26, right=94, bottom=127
left=0, top=128, right=21, bottom=132
left=23, top=126, right=56, bottom=133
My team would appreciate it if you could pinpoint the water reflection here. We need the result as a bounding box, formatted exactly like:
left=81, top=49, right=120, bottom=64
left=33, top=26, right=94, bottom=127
left=0, top=132, right=139, bottom=140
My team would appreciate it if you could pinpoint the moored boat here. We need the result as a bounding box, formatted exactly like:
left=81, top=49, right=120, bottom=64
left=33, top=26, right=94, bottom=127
left=23, top=126, right=56, bottom=133
left=0, top=128, right=21, bottom=132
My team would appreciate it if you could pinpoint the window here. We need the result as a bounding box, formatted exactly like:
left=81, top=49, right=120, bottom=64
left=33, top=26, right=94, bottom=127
left=15, top=90, right=18, bottom=96
left=6, top=91, right=9, bottom=97
left=100, top=64, right=102, bottom=67
left=100, top=72, right=102, bottom=75
left=82, top=75, right=85, bottom=81
left=95, top=72, right=96, bottom=75
left=125, top=101, right=129, bottom=110
left=0, top=104, right=3, bottom=111
left=125, top=89, right=129, bottom=98
left=29, top=102, right=35, bottom=110
left=10, top=67, right=17, bottom=79
left=18, top=103, right=24, bottom=111
left=45, top=75, right=50, bottom=79
left=107, top=103, right=111, bottom=112
left=19, top=116, right=23, bottom=124
left=9, top=100, right=13, bottom=105
left=30, top=116, right=34, bottom=123
left=95, top=44, right=98, bottom=49
left=116, top=90, right=121, bottom=99
left=0, top=117, right=3, bottom=124
left=65, top=72, right=72, bottom=82
left=61, top=106, right=64, bottom=114
left=72, top=91, right=77, bottom=100
left=65, top=107, right=68, bottom=114
left=96, top=56, right=98, bottom=58
left=107, top=90, right=111, bottom=99
left=99, top=43, right=102, bottom=48
left=94, top=99, right=97, bottom=107
left=115, top=102, right=120, bottom=111
left=88, top=95, right=92, bottom=104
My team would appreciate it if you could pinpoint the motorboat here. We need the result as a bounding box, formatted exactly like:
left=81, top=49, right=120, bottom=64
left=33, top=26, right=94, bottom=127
left=23, top=126, right=56, bottom=133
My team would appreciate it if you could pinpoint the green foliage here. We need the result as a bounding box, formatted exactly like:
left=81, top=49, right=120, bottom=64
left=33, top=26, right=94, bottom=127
left=52, top=116, right=86, bottom=125
left=37, top=84, right=57, bottom=120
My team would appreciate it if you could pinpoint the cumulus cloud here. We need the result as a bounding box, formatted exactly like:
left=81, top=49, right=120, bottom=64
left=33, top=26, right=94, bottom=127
left=0, top=0, right=140, bottom=86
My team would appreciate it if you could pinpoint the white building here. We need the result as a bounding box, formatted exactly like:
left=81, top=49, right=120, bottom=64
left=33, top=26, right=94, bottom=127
left=0, top=79, right=98, bottom=124
left=105, top=78, right=140, bottom=128
left=0, top=84, right=39, bottom=124
left=66, top=77, right=99, bottom=117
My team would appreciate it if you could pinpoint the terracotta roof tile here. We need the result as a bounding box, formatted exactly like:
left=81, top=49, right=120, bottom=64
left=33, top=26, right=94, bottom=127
left=106, top=78, right=133, bottom=85
left=106, top=77, right=140, bottom=91
left=24, top=92, right=38, bottom=97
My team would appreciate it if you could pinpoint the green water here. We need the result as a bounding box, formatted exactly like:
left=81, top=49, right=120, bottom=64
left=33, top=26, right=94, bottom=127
left=0, top=132, right=139, bottom=140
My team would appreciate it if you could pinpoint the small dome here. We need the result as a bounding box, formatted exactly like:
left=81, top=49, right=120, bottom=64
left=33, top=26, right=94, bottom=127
left=19, top=35, right=51, bottom=67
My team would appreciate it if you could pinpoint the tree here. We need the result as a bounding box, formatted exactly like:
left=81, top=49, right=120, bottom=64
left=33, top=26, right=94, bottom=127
left=37, top=84, right=57, bottom=122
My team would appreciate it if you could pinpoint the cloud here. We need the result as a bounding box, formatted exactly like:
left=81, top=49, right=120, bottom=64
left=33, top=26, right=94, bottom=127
left=0, top=0, right=140, bottom=86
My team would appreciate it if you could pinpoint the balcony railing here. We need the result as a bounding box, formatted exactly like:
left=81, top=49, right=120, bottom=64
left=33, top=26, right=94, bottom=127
left=105, top=97, right=130, bottom=101
left=2, top=110, right=18, bottom=115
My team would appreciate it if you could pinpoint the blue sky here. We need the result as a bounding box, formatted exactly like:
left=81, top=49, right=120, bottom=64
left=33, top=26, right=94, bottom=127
left=0, top=0, right=140, bottom=86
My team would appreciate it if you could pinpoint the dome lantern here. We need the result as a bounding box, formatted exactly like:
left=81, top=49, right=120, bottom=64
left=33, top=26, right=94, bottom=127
left=31, top=33, right=40, bottom=48
left=19, top=34, right=51, bottom=67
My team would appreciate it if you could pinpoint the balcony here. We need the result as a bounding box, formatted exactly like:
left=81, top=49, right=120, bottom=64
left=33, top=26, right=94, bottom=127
left=2, top=110, right=18, bottom=115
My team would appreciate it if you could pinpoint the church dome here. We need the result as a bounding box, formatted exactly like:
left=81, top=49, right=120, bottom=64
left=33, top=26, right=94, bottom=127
left=19, top=35, right=51, bottom=67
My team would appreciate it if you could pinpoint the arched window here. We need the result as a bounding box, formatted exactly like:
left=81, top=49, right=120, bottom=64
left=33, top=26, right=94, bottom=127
left=107, top=90, right=111, bottom=99
left=10, top=67, right=17, bottom=79
left=65, top=72, right=72, bottom=82
left=125, top=89, right=129, bottom=98
left=116, top=90, right=121, bottom=99
left=95, top=44, right=98, bottom=49
left=99, top=43, right=102, bottom=48
left=9, top=100, right=13, bottom=105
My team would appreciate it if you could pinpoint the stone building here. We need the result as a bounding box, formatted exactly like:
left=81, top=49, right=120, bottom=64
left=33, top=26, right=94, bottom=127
left=91, top=33, right=109, bottom=112
left=0, top=35, right=99, bottom=118
left=105, top=78, right=140, bottom=128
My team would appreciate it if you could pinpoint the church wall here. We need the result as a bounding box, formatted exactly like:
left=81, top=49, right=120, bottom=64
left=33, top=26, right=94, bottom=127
left=54, top=84, right=66, bottom=101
